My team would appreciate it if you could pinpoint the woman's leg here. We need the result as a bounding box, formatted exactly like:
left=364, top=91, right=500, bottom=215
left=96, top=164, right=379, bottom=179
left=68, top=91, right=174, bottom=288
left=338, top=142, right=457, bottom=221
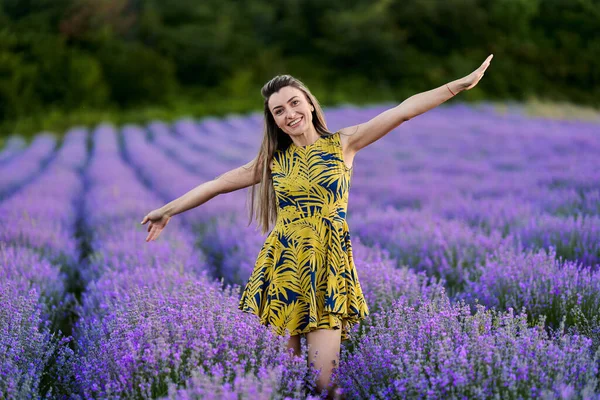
left=306, top=328, right=342, bottom=399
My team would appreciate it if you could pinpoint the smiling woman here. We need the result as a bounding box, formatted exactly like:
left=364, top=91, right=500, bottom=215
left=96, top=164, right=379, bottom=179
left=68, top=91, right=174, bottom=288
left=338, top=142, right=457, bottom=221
left=236, top=74, right=366, bottom=399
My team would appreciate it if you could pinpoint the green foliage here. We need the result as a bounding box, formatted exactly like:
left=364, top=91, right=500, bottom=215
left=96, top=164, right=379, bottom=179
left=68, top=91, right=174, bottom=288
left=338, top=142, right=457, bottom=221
left=0, top=29, right=111, bottom=119
left=96, top=41, right=178, bottom=107
left=65, top=50, right=109, bottom=108
left=0, top=0, right=598, bottom=137
left=0, top=38, right=38, bottom=120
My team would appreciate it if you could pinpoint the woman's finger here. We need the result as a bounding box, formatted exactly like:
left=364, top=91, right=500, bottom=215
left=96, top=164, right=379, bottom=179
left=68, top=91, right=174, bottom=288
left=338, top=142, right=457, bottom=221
left=141, top=215, right=148, bottom=225
left=480, top=55, right=492, bottom=70
left=147, top=226, right=156, bottom=242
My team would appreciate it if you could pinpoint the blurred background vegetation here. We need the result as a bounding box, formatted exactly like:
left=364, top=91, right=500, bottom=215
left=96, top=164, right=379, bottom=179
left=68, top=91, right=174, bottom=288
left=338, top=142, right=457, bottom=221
left=0, top=0, right=599, bottom=141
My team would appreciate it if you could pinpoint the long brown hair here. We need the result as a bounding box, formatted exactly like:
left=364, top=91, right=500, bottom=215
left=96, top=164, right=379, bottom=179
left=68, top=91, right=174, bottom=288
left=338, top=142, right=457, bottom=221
left=247, top=75, right=334, bottom=235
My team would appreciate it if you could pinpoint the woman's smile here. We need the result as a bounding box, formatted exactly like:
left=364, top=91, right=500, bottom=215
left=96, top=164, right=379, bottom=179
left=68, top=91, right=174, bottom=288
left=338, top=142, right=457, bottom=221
left=288, top=116, right=303, bottom=127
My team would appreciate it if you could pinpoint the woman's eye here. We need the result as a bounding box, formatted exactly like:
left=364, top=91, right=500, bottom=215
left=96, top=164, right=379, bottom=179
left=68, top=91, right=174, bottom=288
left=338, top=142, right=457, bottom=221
left=292, top=100, right=299, bottom=105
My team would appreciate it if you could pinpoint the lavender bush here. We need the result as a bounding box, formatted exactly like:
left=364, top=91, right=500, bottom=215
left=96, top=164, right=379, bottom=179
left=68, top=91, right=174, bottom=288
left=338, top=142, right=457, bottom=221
left=0, top=281, right=72, bottom=399
left=0, top=243, right=68, bottom=326
left=349, top=207, right=514, bottom=293
left=336, top=295, right=599, bottom=399
left=346, top=236, right=446, bottom=316
left=513, top=213, right=600, bottom=269
left=160, top=359, right=323, bottom=400
left=71, top=270, right=316, bottom=399
left=462, top=246, right=600, bottom=328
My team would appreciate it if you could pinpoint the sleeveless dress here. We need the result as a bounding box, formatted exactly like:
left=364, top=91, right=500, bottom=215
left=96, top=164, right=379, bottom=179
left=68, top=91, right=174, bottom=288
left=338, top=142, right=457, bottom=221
left=238, top=130, right=369, bottom=342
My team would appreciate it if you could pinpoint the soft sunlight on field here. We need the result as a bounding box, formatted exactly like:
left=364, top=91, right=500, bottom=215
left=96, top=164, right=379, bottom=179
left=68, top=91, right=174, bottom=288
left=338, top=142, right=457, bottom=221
left=2, top=102, right=599, bottom=398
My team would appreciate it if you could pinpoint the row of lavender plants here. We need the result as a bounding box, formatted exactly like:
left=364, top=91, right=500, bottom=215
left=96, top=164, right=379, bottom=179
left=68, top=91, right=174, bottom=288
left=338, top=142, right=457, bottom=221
left=0, top=135, right=26, bottom=165
left=0, top=133, right=56, bottom=200
left=0, top=128, right=87, bottom=398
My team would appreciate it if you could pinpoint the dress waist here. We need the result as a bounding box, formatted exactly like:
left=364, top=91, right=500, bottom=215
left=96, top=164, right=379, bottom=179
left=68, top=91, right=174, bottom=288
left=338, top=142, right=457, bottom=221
left=275, top=205, right=347, bottom=228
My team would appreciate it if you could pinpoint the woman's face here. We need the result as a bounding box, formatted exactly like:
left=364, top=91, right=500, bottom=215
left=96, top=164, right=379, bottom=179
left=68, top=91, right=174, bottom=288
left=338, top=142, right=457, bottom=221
left=267, top=86, right=314, bottom=136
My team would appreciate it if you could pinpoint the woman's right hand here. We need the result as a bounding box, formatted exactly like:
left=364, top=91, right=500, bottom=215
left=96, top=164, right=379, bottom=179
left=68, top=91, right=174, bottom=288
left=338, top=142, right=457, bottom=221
left=140, top=208, right=171, bottom=242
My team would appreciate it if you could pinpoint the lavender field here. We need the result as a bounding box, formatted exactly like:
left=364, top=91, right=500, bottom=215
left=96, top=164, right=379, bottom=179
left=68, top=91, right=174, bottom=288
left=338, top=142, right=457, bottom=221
left=1, top=102, right=600, bottom=399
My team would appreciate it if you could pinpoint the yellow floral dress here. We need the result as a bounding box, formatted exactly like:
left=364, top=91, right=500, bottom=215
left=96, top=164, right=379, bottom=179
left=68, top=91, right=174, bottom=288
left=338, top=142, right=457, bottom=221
left=238, top=130, right=369, bottom=342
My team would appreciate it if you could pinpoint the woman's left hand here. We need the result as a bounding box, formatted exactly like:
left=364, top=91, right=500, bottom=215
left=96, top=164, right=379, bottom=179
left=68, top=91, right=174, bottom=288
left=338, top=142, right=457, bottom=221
left=461, top=54, right=493, bottom=91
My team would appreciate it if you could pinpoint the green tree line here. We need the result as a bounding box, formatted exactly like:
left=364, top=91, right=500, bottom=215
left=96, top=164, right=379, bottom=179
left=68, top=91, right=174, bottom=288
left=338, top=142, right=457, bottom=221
left=0, top=0, right=598, bottom=137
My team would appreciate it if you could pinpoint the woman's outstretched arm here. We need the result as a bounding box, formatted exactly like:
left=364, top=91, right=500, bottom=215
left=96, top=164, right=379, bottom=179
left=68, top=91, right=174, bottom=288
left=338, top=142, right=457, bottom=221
left=160, top=156, right=262, bottom=218
left=340, top=54, right=494, bottom=153
left=142, top=153, right=264, bottom=241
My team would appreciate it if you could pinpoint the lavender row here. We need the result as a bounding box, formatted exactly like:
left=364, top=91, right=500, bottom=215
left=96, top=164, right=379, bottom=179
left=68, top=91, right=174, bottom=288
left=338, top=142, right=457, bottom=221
left=0, top=128, right=88, bottom=398
left=141, top=121, right=281, bottom=286
left=0, top=243, right=68, bottom=326
left=148, top=120, right=233, bottom=180
left=0, top=133, right=56, bottom=198
left=172, top=118, right=254, bottom=164
left=347, top=207, right=514, bottom=293
left=72, top=273, right=314, bottom=399
left=79, top=123, right=208, bottom=285
left=121, top=124, right=247, bottom=224
left=0, top=135, right=26, bottom=165
left=0, top=128, right=87, bottom=264
left=121, top=123, right=266, bottom=287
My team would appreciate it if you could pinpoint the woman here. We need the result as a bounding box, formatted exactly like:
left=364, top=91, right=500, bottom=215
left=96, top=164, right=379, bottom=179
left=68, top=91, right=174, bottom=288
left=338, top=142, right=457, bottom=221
left=141, top=54, right=493, bottom=399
